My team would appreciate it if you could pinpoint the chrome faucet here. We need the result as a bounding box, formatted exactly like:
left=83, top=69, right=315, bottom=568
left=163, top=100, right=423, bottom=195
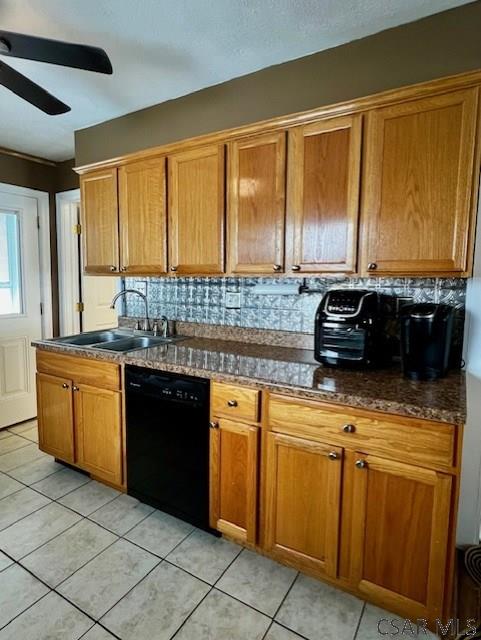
left=110, top=289, right=150, bottom=331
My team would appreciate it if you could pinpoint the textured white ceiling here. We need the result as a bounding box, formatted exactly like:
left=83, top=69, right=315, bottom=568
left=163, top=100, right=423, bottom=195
left=0, top=0, right=473, bottom=161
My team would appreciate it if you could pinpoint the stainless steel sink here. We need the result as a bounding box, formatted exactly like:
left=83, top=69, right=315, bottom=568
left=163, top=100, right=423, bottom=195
left=57, top=330, right=129, bottom=346
left=95, top=336, right=178, bottom=352
left=55, top=329, right=185, bottom=352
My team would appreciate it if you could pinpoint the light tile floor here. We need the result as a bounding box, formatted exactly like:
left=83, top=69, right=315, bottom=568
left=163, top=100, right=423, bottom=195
left=0, top=420, right=436, bottom=640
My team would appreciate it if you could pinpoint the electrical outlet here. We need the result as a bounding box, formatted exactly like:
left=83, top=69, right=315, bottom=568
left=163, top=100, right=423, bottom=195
left=225, top=292, right=241, bottom=309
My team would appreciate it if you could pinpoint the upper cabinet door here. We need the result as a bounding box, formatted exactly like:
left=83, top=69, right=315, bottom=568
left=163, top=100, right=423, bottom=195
left=361, top=88, right=479, bottom=275
left=80, top=168, right=119, bottom=274
left=227, top=132, right=286, bottom=274
left=118, top=157, right=167, bottom=275
left=286, top=114, right=362, bottom=274
left=168, top=145, right=225, bottom=274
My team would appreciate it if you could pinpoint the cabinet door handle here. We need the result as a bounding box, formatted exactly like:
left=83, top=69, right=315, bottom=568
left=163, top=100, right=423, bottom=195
left=170, top=266, right=178, bottom=272
left=272, top=264, right=282, bottom=272
left=72, top=386, right=79, bottom=392
left=367, top=263, right=377, bottom=271
left=62, top=383, right=69, bottom=389
left=291, top=265, right=301, bottom=272
left=120, top=266, right=127, bottom=272
left=328, top=451, right=340, bottom=460
left=209, top=421, right=219, bottom=429
left=355, top=459, right=367, bottom=469
left=343, top=424, right=356, bottom=433
left=227, top=400, right=238, bottom=407
left=109, top=265, right=117, bottom=272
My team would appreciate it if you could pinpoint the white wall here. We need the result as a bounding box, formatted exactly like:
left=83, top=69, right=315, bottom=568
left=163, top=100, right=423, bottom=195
left=458, top=185, right=481, bottom=544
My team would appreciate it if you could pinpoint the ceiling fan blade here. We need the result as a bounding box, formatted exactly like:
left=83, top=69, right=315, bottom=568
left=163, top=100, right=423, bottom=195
left=0, top=31, right=112, bottom=75
left=0, top=60, right=70, bottom=115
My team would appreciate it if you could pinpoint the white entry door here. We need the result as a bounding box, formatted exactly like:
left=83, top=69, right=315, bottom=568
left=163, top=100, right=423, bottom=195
left=0, top=193, right=42, bottom=427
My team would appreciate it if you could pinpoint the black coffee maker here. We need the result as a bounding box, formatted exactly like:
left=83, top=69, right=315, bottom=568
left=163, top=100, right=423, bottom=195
left=400, top=303, right=454, bottom=380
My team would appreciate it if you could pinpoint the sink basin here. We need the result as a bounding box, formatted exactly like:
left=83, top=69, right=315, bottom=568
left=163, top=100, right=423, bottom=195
left=58, top=330, right=128, bottom=346
left=95, top=336, right=179, bottom=352
left=55, top=329, right=185, bottom=352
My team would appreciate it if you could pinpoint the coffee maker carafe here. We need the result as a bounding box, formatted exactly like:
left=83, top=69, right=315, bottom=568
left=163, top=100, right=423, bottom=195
left=400, top=303, right=454, bottom=380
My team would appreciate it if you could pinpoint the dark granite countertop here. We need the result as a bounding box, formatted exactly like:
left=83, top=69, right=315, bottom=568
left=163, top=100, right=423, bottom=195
left=33, top=334, right=466, bottom=425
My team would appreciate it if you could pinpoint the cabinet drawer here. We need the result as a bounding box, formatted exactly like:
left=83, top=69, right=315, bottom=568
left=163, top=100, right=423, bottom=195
left=267, top=394, right=456, bottom=469
left=36, top=350, right=120, bottom=391
left=211, top=382, right=260, bottom=423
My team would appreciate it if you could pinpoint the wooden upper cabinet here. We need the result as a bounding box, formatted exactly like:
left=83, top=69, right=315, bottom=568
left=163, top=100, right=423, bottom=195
left=118, top=157, right=167, bottom=275
left=36, top=373, right=75, bottom=464
left=168, top=145, right=225, bottom=274
left=350, top=453, right=452, bottom=621
left=286, top=114, right=362, bottom=274
left=227, top=132, right=286, bottom=274
left=360, top=88, right=479, bottom=275
left=80, top=168, right=119, bottom=274
left=264, top=431, right=343, bottom=578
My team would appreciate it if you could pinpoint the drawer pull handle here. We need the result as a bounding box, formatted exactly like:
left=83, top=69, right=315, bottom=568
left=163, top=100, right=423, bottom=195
left=355, top=459, right=367, bottom=469
left=343, top=424, right=356, bottom=433
left=62, top=383, right=69, bottom=389
left=227, top=400, right=238, bottom=407
left=209, top=421, right=219, bottom=429
left=328, top=451, right=340, bottom=460
left=72, top=386, right=79, bottom=392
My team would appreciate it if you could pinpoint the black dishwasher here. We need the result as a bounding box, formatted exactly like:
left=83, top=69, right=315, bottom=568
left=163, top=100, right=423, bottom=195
left=125, top=365, right=213, bottom=532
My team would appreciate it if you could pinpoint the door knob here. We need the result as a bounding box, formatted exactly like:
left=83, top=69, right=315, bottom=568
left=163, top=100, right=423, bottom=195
left=328, top=451, right=340, bottom=460
left=343, top=424, right=356, bottom=433
left=227, top=400, right=238, bottom=407
left=109, top=265, right=117, bottom=272
left=355, top=459, right=367, bottom=469
left=272, top=264, right=282, bottom=272
left=209, top=421, right=219, bottom=429
left=291, top=265, right=301, bottom=272
left=367, top=263, right=377, bottom=271
left=62, top=383, right=69, bottom=389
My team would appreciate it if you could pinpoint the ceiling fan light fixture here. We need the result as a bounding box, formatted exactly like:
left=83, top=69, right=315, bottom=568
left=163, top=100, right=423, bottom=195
left=0, top=38, right=11, bottom=54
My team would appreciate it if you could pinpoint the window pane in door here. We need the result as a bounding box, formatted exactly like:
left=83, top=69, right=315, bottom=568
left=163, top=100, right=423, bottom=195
left=0, top=210, right=23, bottom=315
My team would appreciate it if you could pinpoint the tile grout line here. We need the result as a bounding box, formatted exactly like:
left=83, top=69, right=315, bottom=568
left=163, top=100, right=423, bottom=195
left=0, top=585, right=53, bottom=633
left=353, top=601, right=367, bottom=640
left=93, top=559, right=164, bottom=626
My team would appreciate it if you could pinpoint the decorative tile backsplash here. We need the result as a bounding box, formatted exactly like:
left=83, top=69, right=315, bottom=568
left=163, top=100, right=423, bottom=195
left=123, top=275, right=466, bottom=336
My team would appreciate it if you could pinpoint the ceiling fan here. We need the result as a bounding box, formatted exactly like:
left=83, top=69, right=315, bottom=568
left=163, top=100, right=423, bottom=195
left=0, top=30, right=112, bottom=115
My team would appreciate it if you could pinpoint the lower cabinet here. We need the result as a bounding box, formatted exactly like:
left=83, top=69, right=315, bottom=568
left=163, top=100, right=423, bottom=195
left=74, top=384, right=122, bottom=486
left=210, top=383, right=459, bottom=627
left=209, top=417, right=259, bottom=543
left=37, top=373, right=75, bottom=463
left=349, top=452, right=452, bottom=621
left=36, top=350, right=123, bottom=488
left=264, top=431, right=342, bottom=578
